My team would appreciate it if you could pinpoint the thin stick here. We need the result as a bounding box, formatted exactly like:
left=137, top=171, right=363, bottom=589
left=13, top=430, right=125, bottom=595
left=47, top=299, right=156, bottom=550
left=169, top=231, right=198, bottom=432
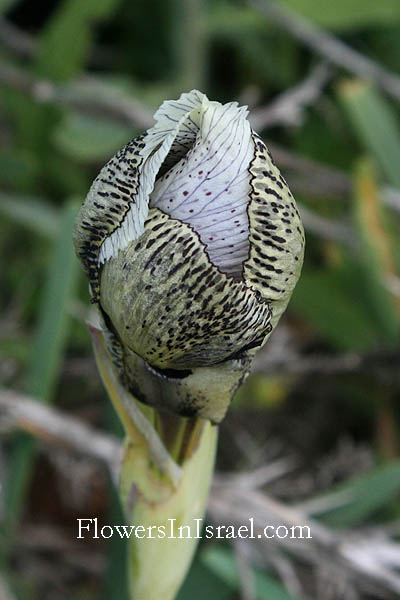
left=250, top=62, right=332, bottom=130
left=208, top=486, right=400, bottom=596
left=3, top=389, right=400, bottom=596
left=0, top=388, right=120, bottom=481
left=0, top=575, right=17, bottom=600
left=252, top=347, right=400, bottom=378
left=0, top=18, right=35, bottom=57
left=1, top=58, right=400, bottom=210
left=0, top=59, right=153, bottom=130
left=250, top=0, right=400, bottom=102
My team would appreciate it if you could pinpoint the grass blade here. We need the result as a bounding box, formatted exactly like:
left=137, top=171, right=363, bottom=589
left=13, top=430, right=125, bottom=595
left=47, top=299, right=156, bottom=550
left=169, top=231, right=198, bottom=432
left=0, top=192, right=60, bottom=238
left=1, top=198, right=80, bottom=552
left=339, top=80, right=400, bottom=189
left=202, top=546, right=296, bottom=600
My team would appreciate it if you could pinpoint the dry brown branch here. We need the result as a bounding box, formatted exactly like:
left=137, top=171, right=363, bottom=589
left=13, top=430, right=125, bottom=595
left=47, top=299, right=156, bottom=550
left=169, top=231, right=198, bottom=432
left=1, top=56, right=400, bottom=212
left=0, top=18, right=35, bottom=58
left=2, top=389, right=400, bottom=597
left=265, top=141, right=400, bottom=212
left=250, top=62, right=332, bottom=130
left=213, top=458, right=297, bottom=490
left=0, top=59, right=153, bottom=130
left=250, top=0, right=400, bottom=102
left=252, top=346, right=400, bottom=382
left=234, top=540, right=257, bottom=600
left=0, top=574, right=17, bottom=600
left=15, top=524, right=106, bottom=575
left=208, top=486, right=400, bottom=598
left=0, top=17, right=115, bottom=67
left=0, top=389, right=121, bottom=481
left=298, top=203, right=356, bottom=247
left=266, top=140, right=351, bottom=198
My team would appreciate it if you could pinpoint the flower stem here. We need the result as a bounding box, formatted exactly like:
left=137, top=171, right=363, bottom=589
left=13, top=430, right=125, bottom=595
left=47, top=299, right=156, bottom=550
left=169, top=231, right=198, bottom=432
left=89, top=318, right=218, bottom=599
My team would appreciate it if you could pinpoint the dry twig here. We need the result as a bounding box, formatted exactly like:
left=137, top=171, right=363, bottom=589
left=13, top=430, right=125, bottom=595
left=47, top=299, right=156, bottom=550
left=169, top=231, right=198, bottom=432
left=0, top=17, right=115, bottom=67
left=0, top=59, right=153, bottom=130
left=0, top=389, right=121, bottom=481
left=1, top=57, right=400, bottom=211
left=0, top=574, right=17, bottom=600
left=250, top=0, right=400, bottom=102
left=2, top=389, right=400, bottom=597
left=208, top=486, right=400, bottom=598
left=0, top=18, right=35, bottom=58
left=252, top=346, right=400, bottom=381
left=250, top=62, right=332, bottom=130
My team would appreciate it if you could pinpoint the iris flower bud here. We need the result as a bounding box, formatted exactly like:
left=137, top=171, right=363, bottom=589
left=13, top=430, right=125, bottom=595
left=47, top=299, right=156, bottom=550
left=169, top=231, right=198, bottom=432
left=74, top=90, right=304, bottom=423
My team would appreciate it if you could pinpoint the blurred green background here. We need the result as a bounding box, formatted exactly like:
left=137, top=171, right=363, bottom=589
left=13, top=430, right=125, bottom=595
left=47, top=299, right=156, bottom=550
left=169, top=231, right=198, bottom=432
left=1, top=0, right=400, bottom=599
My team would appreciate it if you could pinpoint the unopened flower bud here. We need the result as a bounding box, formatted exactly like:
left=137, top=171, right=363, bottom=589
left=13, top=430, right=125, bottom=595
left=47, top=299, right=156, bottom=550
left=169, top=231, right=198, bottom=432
left=74, top=90, right=304, bottom=423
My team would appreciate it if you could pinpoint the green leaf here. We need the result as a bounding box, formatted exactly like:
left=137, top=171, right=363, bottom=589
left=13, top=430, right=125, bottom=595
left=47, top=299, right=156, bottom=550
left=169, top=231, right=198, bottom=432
left=102, top=481, right=129, bottom=600
left=52, top=112, right=132, bottom=162
left=0, top=149, right=38, bottom=190
left=1, top=199, right=80, bottom=553
left=25, top=199, right=80, bottom=400
left=36, top=0, right=123, bottom=81
left=0, top=0, right=19, bottom=14
left=291, top=264, right=381, bottom=351
left=202, top=546, right=296, bottom=600
left=352, top=159, right=400, bottom=342
left=310, top=461, right=400, bottom=527
left=177, top=558, right=232, bottom=600
left=208, top=5, right=298, bottom=89
left=339, top=80, right=400, bottom=189
left=281, top=0, right=400, bottom=30
left=0, top=192, right=60, bottom=238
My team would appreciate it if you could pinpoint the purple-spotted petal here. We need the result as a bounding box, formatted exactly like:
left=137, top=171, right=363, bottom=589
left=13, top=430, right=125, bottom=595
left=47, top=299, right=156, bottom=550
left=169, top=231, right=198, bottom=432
left=150, top=96, right=253, bottom=278
left=99, top=90, right=254, bottom=278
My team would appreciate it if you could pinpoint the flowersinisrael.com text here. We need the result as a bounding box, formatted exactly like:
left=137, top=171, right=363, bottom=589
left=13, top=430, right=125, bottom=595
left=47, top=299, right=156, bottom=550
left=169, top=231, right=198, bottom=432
left=77, top=518, right=312, bottom=540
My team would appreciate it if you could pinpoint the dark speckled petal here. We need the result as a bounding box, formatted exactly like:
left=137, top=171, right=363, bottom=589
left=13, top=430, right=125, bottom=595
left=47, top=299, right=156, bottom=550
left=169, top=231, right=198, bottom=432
left=73, top=90, right=305, bottom=422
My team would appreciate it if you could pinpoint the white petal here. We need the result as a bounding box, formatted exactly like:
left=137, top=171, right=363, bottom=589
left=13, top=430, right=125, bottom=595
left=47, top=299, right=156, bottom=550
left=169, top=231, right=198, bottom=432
left=101, top=90, right=208, bottom=261
left=97, top=90, right=254, bottom=277
left=150, top=96, right=254, bottom=278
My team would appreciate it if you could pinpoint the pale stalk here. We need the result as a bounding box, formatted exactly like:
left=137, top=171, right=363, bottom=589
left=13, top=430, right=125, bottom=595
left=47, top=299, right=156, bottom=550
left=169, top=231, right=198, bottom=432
left=89, top=320, right=218, bottom=600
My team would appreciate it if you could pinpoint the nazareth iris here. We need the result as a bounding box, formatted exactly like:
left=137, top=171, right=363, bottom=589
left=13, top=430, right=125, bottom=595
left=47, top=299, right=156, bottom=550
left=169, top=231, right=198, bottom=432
left=73, top=90, right=305, bottom=423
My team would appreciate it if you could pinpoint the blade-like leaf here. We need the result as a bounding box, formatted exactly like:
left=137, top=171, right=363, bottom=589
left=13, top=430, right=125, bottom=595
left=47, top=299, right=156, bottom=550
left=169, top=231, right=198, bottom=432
left=306, top=461, right=400, bottom=527
left=291, top=265, right=381, bottom=351
left=52, top=112, right=132, bottom=162
left=202, top=546, right=296, bottom=600
left=339, top=80, right=400, bottom=189
left=36, top=0, right=123, bottom=81
left=352, top=158, right=400, bottom=342
left=1, top=199, right=80, bottom=549
left=0, top=192, right=60, bottom=238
